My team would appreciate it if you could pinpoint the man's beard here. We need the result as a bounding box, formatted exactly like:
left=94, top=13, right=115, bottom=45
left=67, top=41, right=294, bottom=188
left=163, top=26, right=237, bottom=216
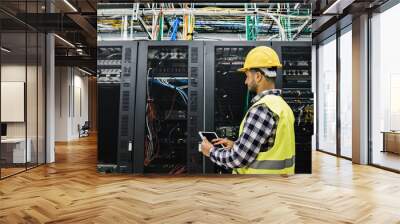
left=247, top=81, right=257, bottom=93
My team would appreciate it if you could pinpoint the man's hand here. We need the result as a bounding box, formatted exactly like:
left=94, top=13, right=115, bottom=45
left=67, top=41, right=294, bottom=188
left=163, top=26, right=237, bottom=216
left=212, top=138, right=234, bottom=149
left=201, top=138, right=214, bottom=157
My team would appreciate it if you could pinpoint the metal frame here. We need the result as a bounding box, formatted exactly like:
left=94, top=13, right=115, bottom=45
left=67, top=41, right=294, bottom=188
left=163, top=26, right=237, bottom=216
left=0, top=21, right=2, bottom=179
left=373, top=0, right=400, bottom=13
left=336, top=28, right=341, bottom=158
left=367, top=12, right=373, bottom=166
left=315, top=44, right=319, bottom=152
left=135, top=40, right=204, bottom=174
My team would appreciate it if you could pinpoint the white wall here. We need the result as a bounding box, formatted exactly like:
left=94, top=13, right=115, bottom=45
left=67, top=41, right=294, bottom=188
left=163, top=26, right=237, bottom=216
left=1, top=65, right=27, bottom=138
left=1, top=82, right=25, bottom=122
left=55, top=67, right=89, bottom=141
left=55, top=67, right=69, bottom=141
left=71, top=72, right=89, bottom=138
left=1, top=65, right=26, bottom=81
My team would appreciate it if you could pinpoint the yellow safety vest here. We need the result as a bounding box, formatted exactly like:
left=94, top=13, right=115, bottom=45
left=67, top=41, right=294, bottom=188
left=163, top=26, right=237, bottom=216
left=233, top=94, right=296, bottom=174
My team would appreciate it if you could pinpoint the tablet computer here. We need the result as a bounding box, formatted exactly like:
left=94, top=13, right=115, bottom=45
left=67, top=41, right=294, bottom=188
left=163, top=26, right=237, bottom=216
left=198, top=131, right=225, bottom=149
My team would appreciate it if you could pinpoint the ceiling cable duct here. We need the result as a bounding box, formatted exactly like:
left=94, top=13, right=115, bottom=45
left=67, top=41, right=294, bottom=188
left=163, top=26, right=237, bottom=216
left=258, top=11, right=286, bottom=41
left=267, top=34, right=279, bottom=40
left=97, top=3, right=311, bottom=41
left=293, top=18, right=311, bottom=40
left=138, top=16, right=152, bottom=39
left=195, top=23, right=277, bottom=33
left=98, top=19, right=306, bottom=38
left=98, top=8, right=310, bottom=20
left=97, top=20, right=303, bottom=39
left=122, top=15, right=128, bottom=40
left=132, top=3, right=139, bottom=21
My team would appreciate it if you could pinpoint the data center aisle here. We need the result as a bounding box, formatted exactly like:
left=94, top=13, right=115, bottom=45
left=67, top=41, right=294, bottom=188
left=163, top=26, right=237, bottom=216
left=0, top=135, right=400, bottom=223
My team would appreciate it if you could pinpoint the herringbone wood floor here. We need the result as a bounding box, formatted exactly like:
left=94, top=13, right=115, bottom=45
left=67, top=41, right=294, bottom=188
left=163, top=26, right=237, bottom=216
left=1, top=135, right=400, bottom=224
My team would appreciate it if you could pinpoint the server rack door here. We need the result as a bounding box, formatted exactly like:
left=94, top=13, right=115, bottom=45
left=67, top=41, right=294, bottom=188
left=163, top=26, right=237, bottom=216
left=117, top=42, right=138, bottom=173
left=203, top=41, right=271, bottom=174
left=271, top=41, right=313, bottom=174
left=135, top=41, right=204, bottom=174
left=97, top=41, right=138, bottom=173
left=97, top=43, right=124, bottom=172
left=97, top=83, right=120, bottom=166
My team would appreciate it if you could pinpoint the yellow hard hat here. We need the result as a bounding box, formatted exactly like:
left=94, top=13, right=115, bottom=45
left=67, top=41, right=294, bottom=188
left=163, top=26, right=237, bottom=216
left=238, top=46, right=282, bottom=72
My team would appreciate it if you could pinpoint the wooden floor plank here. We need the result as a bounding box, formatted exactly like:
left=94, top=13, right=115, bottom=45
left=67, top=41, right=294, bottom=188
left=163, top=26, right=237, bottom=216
left=0, top=135, right=400, bottom=223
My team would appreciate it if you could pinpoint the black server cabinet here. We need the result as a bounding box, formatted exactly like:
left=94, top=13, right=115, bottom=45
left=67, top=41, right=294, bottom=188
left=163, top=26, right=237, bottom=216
left=97, top=83, right=119, bottom=166
left=134, top=41, right=204, bottom=174
left=204, top=41, right=313, bottom=174
left=271, top=41, right=313, bottom=173
left=97, top=42, right=138, bottom=173
left=204, top=41, right=271, bottom=173
left=117, top=42, right=138, bottom=173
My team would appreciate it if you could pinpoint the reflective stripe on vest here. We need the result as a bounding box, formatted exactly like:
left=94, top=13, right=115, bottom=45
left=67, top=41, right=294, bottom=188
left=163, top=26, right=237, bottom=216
left=233, top=94, right=296, bottom=175
left=247, top=155, right=295, bottom=170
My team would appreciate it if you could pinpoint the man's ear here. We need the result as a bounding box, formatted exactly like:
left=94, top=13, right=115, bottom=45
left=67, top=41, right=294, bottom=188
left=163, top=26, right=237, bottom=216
left=255, top=71, right=263, bottom=82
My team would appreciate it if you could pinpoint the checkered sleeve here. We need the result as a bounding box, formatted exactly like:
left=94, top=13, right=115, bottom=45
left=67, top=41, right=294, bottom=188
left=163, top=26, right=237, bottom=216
left=209, top=105, right=277, bottom=169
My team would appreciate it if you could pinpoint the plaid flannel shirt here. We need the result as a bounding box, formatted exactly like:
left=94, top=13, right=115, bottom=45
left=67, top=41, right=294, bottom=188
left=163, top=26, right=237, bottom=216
left=209, top=89, right=281, bottom=169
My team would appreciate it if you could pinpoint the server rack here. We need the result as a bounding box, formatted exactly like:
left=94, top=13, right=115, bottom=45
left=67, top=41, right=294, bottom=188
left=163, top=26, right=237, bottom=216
left=271, top=41, right=313, bottom=173
left=97, top=40, right=312, bottom=174
left=204, top=41, right=313, bottom=174
left=97, top=41, right=138, bottom=173
left=134, top=41, right=204, bottom=174
left=204, top=41, right=270, bottom=173
left=97, top=83, right=119, bottom=168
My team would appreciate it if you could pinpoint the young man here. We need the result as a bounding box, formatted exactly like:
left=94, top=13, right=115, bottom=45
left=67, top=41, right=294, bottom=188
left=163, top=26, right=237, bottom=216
left=200, top=46, right=296, bottom=174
